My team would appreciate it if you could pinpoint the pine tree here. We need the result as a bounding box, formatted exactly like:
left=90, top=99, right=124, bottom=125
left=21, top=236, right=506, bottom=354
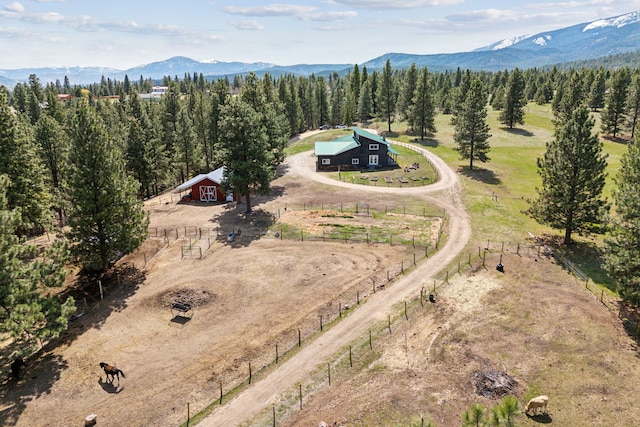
left=0, top=175, right=75, bottom=352
left=357, top=78, right=373, bottom=123
left=527, top=106, right=608, bottom=244
left=397, top=63, right=418, bottom=126
left=451, top=69, right=472, bottom=125
left=601, top=68, right=631, bottom=138
left=588, top=69, right=606, bottom=112
left=316, top=77, right=329, bottom=127
left=461, top=403, right=486, bottom=427
left=552, top=71, right=585, bottom=126
left=124, top=88, right=154, bottom=197
left=453, top=78, right=491, bottom=171
left=350, top=64, right=361, bottom=106
left=409, top=67, right=436, bottom=140
left=0, top=90, right=52, bottom=234
left=377, top=59, right=396, bottom=132
left=626, top=72, right=640, bottom=139
left=176, top=107, right=202, bottom=181
left=218, top=98, right=277, bottom=214
left=66, top=101, right=148, bottom=273
left=604, top=133, right=640, bottom=305
left=498, top=68, right=526, bottom=129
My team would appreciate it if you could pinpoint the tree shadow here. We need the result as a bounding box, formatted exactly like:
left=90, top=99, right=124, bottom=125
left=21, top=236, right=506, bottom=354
left=0, top=353, right=68, bottom=426
left=547, top=237, right=612, bottom=291
left=0, top=259, right=145, bottom=422
left=503, top=127, right=534, bottom=137
left=459, top=166, right=502, bottom=185
left=208, top=204, right=278, bottom=249
left=411, top=137, right=440, bottom=148
left=602, top=135, right=631, bottom=145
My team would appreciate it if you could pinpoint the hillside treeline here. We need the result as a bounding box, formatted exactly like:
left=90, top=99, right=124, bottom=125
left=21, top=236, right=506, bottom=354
left=1, top=63, right=640, bottom=354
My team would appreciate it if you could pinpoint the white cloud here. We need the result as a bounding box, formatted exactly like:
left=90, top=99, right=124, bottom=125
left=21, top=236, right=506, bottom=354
left=223, top=4, right=317, bottom=17
left=331, top=0, right=464, bottom=9
left=447, top=9, right=520, bottom=23
left=5, top=2, right=24, bottom=13
left=229, top=20, right=265, bottom=30
left=0, top=25, right=31, bottom=37
left=223, top=3, right=356, bottom=21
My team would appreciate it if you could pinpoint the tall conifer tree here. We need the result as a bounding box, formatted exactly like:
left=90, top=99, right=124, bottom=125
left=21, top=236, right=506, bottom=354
left=527, top=106, right=608, bottom=244
left=377, top=60, right=396, bottom=132
left=498, top=68, right=526, bottom=129
left=604, top=132, right=640, bottom=305
left=453, top=78, right=491, bottom=171
left=0, top=175, right=75, bottom=352
left=66, top=101, right=148, bottom=272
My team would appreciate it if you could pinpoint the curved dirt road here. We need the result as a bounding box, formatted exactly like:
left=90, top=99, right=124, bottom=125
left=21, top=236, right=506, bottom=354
left=199, top=141, right=470, bottom=426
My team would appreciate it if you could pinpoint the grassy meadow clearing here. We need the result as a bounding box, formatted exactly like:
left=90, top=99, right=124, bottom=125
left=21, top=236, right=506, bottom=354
left=288, top=102, right=632, bottom=292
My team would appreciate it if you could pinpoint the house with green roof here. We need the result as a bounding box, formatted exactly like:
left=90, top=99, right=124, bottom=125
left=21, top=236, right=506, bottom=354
left=314, top=127, right=399, bottom=171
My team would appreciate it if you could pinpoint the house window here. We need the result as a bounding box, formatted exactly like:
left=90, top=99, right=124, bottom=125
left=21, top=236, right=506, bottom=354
left=322, top=158, right=331, bottom=165
left=368, top=155, right=379, bottom=165
left=369, top=144, right=379, bottom=151
left=352, top=158, right=359, bottom=165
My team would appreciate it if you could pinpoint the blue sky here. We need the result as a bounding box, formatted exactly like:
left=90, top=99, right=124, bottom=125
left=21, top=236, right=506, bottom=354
left=1, top=0, right=639, bottom=69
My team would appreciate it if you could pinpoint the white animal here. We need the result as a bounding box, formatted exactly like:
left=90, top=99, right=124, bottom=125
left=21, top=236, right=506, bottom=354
left=524, top=395, right=548, bottom=415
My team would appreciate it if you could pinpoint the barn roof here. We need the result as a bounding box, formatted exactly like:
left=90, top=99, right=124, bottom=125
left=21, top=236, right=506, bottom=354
left=174, top=166, right=225, bottom=192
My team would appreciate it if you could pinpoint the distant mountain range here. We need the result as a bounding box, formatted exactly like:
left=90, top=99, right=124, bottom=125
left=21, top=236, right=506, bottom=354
left=1, top=10, right=639, bottom=87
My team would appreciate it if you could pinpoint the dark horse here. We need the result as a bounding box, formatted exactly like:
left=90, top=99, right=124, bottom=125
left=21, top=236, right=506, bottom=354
left=11, top=357, right=26, bottom=380
left=100, top=362, right=125, bottom=383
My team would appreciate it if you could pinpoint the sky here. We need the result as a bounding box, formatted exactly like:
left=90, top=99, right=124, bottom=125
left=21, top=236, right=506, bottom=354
left=1, top=0, right=640, bottom=70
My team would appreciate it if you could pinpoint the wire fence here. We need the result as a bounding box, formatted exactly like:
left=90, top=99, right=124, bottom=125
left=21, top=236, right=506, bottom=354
left=178, top=235, right=640, bottom=426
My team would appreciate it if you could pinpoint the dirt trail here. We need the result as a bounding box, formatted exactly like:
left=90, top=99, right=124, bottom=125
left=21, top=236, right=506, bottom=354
left=199, top=141, right=470, bottom=426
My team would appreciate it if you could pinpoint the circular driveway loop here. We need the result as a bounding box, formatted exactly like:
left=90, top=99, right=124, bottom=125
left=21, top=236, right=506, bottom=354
left=199, top=141, right=471, bottom=426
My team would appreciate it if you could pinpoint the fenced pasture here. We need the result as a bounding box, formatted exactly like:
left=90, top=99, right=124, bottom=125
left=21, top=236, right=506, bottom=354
left=181, top=236, right=640, bottom=427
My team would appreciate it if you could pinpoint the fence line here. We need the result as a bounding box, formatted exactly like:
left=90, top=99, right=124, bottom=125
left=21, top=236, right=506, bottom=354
left=181, top=237, right=636, bottom=427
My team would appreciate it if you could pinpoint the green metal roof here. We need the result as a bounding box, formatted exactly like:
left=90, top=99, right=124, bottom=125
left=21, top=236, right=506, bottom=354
left=314, top=135, right=359, bottom=156
left=314, top=127, right=399, bottom=156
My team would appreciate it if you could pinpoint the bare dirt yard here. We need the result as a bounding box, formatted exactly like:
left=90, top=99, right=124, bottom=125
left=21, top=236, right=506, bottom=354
left=1, top=153, right=442, bottom=427
left=2, top=145, right=640, bottom=427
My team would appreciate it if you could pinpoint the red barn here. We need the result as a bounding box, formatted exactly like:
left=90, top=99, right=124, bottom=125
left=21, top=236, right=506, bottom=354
left=174, top=167, right=235, bottom=202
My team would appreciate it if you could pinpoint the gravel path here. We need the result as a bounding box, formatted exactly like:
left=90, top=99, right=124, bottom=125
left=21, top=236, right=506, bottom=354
left=198, top=140, right=470, bottom=427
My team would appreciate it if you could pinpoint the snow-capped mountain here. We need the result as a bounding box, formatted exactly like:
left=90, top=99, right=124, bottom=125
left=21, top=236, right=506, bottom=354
left=364, top=10, right=640, bottom=72
left=474, top=34, right=532, bottom=51
left=1, top=11, right=639, bottom=86
left=583, top=11, right=640, bottom=31
left=473, top=10, right=640, bottom=56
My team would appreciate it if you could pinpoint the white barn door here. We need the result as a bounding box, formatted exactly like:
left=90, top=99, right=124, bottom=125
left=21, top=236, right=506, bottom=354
left=199, top=186, right=218, bottom=202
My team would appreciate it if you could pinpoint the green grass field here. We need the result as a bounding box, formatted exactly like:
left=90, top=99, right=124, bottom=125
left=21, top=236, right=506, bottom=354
left=288, top=103, right=634, bottom=290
